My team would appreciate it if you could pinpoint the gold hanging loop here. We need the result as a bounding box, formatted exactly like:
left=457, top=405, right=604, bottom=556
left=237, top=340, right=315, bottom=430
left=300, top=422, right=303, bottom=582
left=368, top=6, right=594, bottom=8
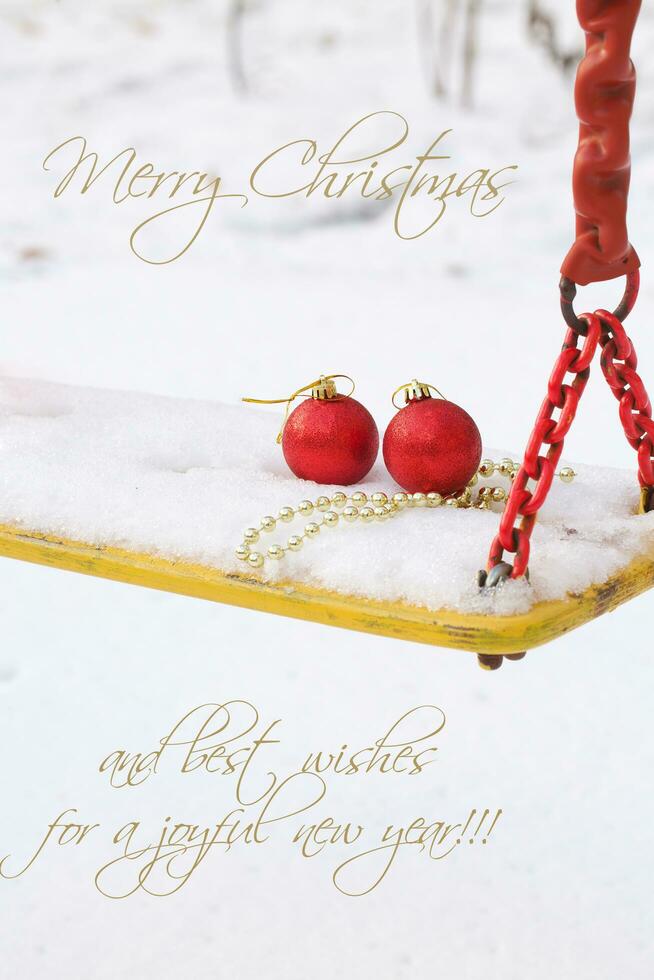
left=243, top=374, right=355, bottom=443
left=391, top=379, right=446, bottom=410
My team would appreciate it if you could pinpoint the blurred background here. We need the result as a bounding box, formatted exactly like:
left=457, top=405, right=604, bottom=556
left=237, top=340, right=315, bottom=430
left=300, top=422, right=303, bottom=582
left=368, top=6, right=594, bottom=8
left=2, top=0, right=653, bottom=456
left=2, top=2, right=654, bottom=978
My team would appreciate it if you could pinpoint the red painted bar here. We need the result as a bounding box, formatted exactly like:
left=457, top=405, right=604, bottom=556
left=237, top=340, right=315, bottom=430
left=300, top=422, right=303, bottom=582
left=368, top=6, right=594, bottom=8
left=560, top=0, right=641, bottom=285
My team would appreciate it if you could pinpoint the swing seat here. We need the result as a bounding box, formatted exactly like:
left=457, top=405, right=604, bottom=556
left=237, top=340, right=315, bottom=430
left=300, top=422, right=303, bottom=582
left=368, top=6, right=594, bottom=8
left=1, top=522, right=654, bottom=661
left=1, top=376, right=653, bottom=665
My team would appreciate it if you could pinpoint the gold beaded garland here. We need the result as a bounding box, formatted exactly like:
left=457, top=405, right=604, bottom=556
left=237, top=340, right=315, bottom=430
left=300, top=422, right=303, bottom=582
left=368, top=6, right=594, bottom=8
left=234, top=458, right=577, bottom=569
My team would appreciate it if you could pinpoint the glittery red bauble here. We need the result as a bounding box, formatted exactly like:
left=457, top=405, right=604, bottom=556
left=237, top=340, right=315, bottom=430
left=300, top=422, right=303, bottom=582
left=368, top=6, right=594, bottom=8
left=383, top=398, right=482, bottom=495
left=282, top=396, right=379, bottom=485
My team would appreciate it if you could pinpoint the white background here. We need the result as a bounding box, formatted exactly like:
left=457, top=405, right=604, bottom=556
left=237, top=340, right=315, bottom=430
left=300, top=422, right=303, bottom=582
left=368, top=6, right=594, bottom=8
left=1, top=1, right=653, bottom=977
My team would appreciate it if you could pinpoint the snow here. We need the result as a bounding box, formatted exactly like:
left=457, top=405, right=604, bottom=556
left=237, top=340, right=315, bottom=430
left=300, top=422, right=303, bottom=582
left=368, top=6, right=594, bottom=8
left=2, top=2, right=654, bottom=979
left=2, top=374, right=653, bottom=615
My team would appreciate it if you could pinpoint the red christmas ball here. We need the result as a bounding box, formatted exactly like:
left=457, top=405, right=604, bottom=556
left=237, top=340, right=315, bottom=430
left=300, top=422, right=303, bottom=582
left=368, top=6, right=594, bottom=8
left=383, top=396, right=481, bottom=495
left=283, top=396, right=379, bottom=485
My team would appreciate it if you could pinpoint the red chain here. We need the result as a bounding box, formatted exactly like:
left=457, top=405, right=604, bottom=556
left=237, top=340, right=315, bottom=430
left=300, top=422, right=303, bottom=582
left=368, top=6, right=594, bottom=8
left=484, top=1, right=651, bottom=583
left=488, top=312, right=599, bottom=577
left=599, top=310, right=654, bottom=488
left=487, top=277, right=654, bottom=579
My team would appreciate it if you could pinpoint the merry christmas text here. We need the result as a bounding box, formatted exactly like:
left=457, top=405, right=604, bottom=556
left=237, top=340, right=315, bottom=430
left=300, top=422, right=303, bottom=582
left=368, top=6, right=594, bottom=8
left=42, top=112, right=517, bottom=265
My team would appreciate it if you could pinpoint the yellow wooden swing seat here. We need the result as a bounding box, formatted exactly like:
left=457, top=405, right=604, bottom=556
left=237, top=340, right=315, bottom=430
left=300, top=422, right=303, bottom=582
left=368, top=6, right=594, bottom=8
left=2, top=522, right=653, bottom=668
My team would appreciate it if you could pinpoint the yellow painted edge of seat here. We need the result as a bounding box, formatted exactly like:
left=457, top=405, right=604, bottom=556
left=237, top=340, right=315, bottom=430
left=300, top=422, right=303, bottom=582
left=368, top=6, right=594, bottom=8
left=0, top=523, right=653, bottom=654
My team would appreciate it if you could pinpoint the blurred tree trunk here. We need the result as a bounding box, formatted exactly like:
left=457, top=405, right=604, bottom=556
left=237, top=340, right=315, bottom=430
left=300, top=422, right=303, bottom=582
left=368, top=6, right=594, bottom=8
left=417, top=0, right=457, bottom=99
left=526, top=1, right=580, bottom=74
left=226, top=0, right=249, bottom=94
left=461, top=0, right=481, bottom=108
left=416, top=0, right=482, bottom=108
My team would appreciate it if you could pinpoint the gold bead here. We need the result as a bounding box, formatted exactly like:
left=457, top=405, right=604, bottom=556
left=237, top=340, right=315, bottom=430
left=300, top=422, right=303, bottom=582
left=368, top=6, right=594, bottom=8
left=359, top=506, right=375, bottom=523
left=492, top=487, right=506, bottom=502
left=351, top=491, right=368, bottom=507
left=559, top=466, right=575, bottom=484
left=498, top=458, right=514, bottom=478
left=479, top=458, right=495, bottom=478
left=323, top=511, right=339, bottom=527
left=267, top=544, right=284, bottom=560
left=305, top=522, right=321, bottom=537
left=392, top=492, right=409, bottom=508
left=316, top=495, right=331, bottom=512
left=235, top=544, right=250, bottom=561
left=343, top=505, right=359, bottom=522
left=445, top=497, right=458, bottom=507
left=261, top=515, right=276, bottom=532
left=383, top=503, right=395, bottom=517
left=372, top=491, right=388, bottom=506
left=247, top=552, right=264, bottom=568
left=412, top=492, right=427, bottom=507
left=287, top=535, right=303, bottom=551
left=467, top=473, right=479, bottom=487
left=427, top=492, right=443, bottom=507
left=244, top=527, right=259, bottom=544
left=298, top=500, right=314, bottom=516
left=278, top=506, right=295, bottom=523
left=331, top=491, right=347, bottom=508
left=373, top=506, right=387, bottom=521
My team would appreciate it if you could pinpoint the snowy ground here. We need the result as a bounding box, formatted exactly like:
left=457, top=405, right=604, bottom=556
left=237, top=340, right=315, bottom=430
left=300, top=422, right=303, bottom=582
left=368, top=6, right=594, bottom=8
left=2, top=2, right=654, bottom=978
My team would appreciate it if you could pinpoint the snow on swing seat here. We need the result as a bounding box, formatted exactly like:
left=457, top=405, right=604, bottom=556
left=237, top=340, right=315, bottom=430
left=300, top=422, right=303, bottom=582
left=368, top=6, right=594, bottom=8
left=1, top=376, right=653, bottom=655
